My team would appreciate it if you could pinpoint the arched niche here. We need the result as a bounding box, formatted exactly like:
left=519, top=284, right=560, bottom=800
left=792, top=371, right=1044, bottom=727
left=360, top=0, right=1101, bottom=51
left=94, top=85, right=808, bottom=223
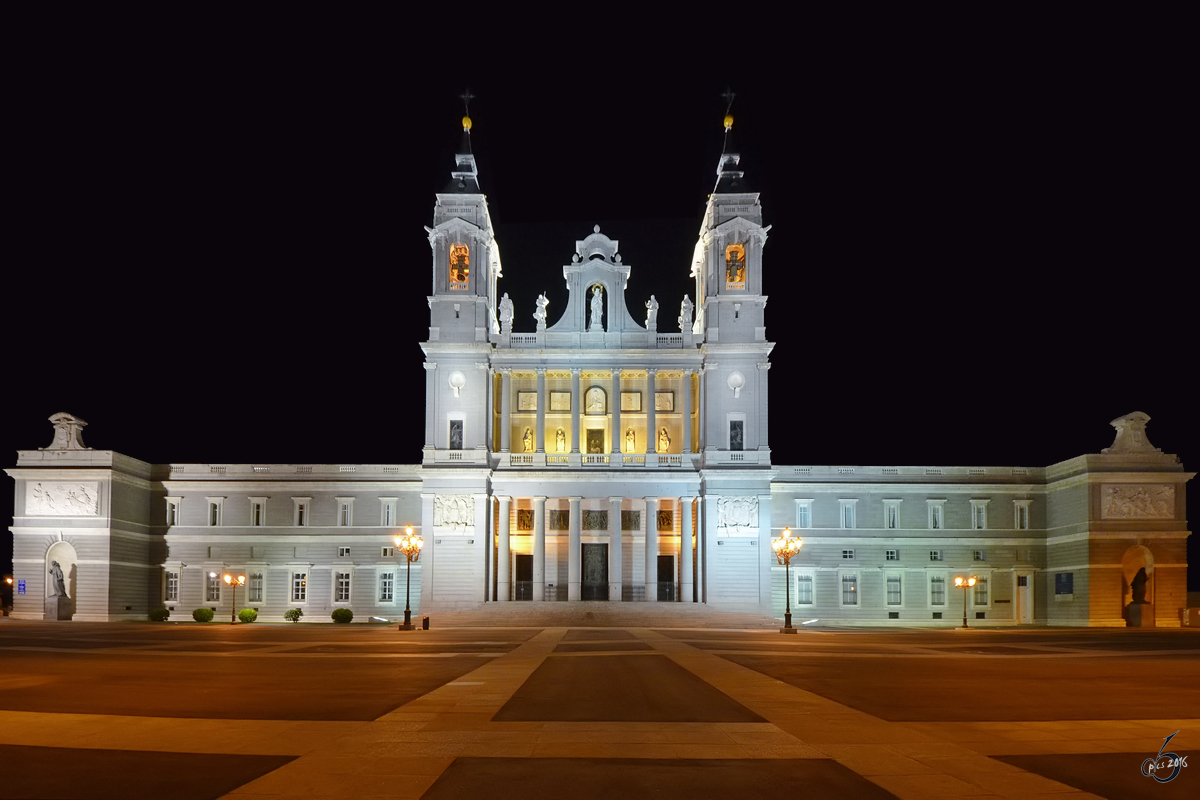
left=45, top=540, right=78, bottom=619
left=1121, top=544, right=1155, bottom=608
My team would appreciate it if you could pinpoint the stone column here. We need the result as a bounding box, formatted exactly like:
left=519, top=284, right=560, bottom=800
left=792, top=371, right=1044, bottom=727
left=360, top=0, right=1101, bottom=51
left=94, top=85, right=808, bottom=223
left=758, top=361, right=771, bottom=452
left=474, top=493, right=489, bottom=602
left=758, top=493, right=772, bottom=612
left=535, top=368, right=547, bottom=453
left=424, top=363, right=437, bottom=448
left=499, top=369, right=512, bottom=452
left=646, top=368, right=657, bottom=455
left=702, top=494, right=717, bottom=604
left=497, top=496, right=511, bottom=602
left=568, top=497, right=581, bottom=601
left=484, top=367, right=494, bottom=452
left=418, top=493, right=435, bottom=610
left=681, top=496, right=694, bottom=603
left=571, top=368, right=581, bottom=454
left=682, top=370, right=693, bottom=454
left=644, top=496, right=658, bottom=602
left=532, top=496, right=546, bottom=601
left=608, top=496, right=623, bottom=601
left=611, top=369, right=622, bottom=457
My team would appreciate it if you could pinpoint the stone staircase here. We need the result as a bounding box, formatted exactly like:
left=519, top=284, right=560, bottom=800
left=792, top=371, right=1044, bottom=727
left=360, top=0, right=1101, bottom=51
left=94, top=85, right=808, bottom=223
left=412, top=602, right=782, bottom=629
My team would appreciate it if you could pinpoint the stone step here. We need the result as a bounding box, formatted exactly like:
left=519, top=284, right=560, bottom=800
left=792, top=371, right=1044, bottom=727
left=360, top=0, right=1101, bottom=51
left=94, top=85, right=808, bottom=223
left=411, top=602, right=781, bottom=629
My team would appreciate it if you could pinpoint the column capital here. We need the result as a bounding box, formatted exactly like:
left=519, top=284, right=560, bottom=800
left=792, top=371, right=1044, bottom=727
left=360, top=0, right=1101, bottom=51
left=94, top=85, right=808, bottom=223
left=646, top=367, right=658, bottom=377
left=531, top=496, right=548, bottom=505
left=498, top=367, right=512, bottom=376
left=679, top=495, right=696, bottom=503
left=612, top=368, right=623, bottom=378
left=643, top=496, right=659, bottom=503
left=570, top=367, right=582, bottom=376
left=496, top=495, right=512, bottom=504
left=568, top=496, right=582, bottom=504
left=475, top=362, right=489, bottom=370
left=535, top=367, right=547, bottom=375
left=757, top=362, right=771, bottom=370
left=424, top=362, right=438, bottom=371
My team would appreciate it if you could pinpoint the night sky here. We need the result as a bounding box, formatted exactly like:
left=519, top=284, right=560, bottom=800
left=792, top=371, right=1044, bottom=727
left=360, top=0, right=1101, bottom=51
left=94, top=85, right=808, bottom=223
left=4, top=32, right=1193, bottom=590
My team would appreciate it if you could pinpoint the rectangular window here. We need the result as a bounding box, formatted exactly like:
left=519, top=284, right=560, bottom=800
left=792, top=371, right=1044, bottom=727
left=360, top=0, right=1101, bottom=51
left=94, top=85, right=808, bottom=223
left=250, top=500, right=265, bottom=527
left=796, top=574, right=813, bottom=604
left=379, top=572, right=394, bottom=602
left=208, top=503, right=221, bottom=526
left=930, top=575, right=946, bottom=606
left=729, top=420, right=744, bottom=451
left=971, top=501, right=988, bottom=530
left=338, top=546, right=351, bottom=558
left=381, top=546, right=395, bottom=558
left=973, top=549, right=987, bottom=561
left=335, top=572, right=351, bottom=603
left=973, top=577, right=989, bottom=605
left=291, top=572, right=307, bottom=603
left=929, top=550, right=942, bottom=562
left=928, top=502, right=944, bottom=530
left=841, top=574, right=859, bottom=605
left=166, top=500, right=180, bottom=526
left=449, top=419, right=463, bottom=450
left=1015, top=501, right=1031, bottom=530
left=883, top=501, right=900, bottom=530
left=335, top=498, right=354, bottom=527
left=885, top=549, right=899, bottom=561
left=381, top=499, right=397, bottom=527
left=294, top=499, right=310, bottom=527
left=795, top=503, right=812, bottom=529
left=886, top=574, right=902, bottom=605
left=839, top=501, right=856, bottom=529
left=248, top=572, right=264, bottom=603
left=206, top=573, right=220, bottom=603
left=1055, top=572, right=1074, bottom=595
left=165, top=571, right=179, bottom=603
left=841, top=549, right=855, bottom=560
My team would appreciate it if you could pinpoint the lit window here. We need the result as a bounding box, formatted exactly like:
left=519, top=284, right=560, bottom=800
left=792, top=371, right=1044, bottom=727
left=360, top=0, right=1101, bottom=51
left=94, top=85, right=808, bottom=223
left=291, top=572, right=307, bottom=603
left=379, top=572, right=394, bottom=602
left=381, top=546, right=395, bottom=558
left=206, top=573, right=221, bottom=603
left=796, top=574, right=813, bottom=604
left=335, top=571, right=351, bottom=603
left=839, top=500, right=857, bottom=529
left=842, top=549, right=855, bottom=560
left=841, top=574, right=858, bottom=606
left=971, top=500, right=988, bottom=530
left=165, top=571, right=179, bottom=603
left=973, top=577, right=989, bottom=606
left=930, top=575, right=946, bottom=606
left=886, top=549, right=899, bottom=561
left=795, top=501, right=812, bottom=529
left=1015, top=501, right=1031, bottom=530
left=248, top=573, right=264, bottom=603
left=338, top=547, right=351, bottom=558
left=725, top=243, right=746, bottom=285
left=928, top=501, right=945, bottom=530
left=449, top=244, right=470, bottom=287
left=886, top=574, right=902, bottom=605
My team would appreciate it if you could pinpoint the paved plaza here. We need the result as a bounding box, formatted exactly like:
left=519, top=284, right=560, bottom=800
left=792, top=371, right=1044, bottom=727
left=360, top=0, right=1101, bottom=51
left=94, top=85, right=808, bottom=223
left=0, top=618, right=1198, bottom=799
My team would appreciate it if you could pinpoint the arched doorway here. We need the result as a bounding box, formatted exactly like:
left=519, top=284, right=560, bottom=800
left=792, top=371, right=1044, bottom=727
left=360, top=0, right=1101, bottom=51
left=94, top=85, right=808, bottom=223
left=1121, top=545, right=1155, bottom=624
left=45, top=540, right=78, bottom=620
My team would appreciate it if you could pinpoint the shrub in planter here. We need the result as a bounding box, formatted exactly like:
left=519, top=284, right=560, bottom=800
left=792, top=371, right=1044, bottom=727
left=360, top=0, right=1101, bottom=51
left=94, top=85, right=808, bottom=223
left=192, top=608, right=214, bottom=623
left=330, top=608, right=354, bottom=624
left=283, top=607, right=303, bottom=623
left=238, top=608, right=258, bottom=623
left=148, top=607, right=170, bottom=622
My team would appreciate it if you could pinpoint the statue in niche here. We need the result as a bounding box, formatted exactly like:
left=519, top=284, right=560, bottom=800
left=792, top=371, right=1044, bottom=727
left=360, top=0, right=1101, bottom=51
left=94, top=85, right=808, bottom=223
left=555, top=428, right=566, bottom=453
left=645, top=295, right=659, bottom=331
left=1131, top=567, right=1149, bottom=604
left=533, top=293, right=549, bottom=331
left=658, top=427, right=671, bottom=452
left=679, top=295, right=693, bottom=332
left=48, top=561, right=67, bottom=597
left=499, top=293, right=514, bottom=334
left=522, top=428, right=533, bottom=452
left=589, top=285, right=604, bottom=332
left=626, top=428, right=635, bottom=452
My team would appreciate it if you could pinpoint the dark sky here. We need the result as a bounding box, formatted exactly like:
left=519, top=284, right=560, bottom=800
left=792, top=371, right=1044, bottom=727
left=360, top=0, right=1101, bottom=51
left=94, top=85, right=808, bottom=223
left=4, top=28, right=1194, bottom=589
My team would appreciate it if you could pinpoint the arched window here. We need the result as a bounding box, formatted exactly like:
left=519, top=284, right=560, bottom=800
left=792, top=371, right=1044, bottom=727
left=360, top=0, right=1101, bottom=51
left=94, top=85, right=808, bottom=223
left=725, top=244, right=746, bottom=285
left=449, top=244, right=470, bottom=287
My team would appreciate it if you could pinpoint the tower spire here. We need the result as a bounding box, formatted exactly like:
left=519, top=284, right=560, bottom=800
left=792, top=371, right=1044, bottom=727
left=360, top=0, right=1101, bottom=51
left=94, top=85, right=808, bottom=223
left=714, top=90, right=747, bottom=193
left=446, top=91, right=479, bottom=193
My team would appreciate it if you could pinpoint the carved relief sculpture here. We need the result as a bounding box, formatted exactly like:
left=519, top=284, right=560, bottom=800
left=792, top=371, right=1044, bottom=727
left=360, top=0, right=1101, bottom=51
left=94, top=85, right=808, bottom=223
left=1102, top=485, right=1175, bottom=519
left=582, top=510, right=608, bottom=530
left=433, top=495, right=476, bottom=531
left=499, top=293, right=514, bottom=334
left=26, top=482, right=99, bottom=516
left=585, top=387, right=606, bottom=414
left=516, top=509, right=534, bottom=531
left=41, top=412, right=91, bottom=451
left=717, top=496, right=759, bottom=532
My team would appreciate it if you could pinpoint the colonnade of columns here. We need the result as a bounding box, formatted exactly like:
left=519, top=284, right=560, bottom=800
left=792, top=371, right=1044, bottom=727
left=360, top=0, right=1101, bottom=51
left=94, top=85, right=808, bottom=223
left=490, top=494, right=700, bottom=602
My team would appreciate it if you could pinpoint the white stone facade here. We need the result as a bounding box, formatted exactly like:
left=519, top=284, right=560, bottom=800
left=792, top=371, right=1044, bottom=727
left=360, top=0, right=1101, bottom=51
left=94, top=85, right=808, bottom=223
left=5, top=131, right=1193, bottom=626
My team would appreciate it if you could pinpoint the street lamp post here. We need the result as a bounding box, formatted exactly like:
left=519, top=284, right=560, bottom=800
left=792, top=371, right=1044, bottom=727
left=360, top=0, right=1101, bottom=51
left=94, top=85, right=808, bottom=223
left=223, top=573, right=246, bottom=624
left=772, top=527, right=803, bottom=634
left=955, top=575, right=977, bottom=629
left=395, top=525, right=424, bottom=631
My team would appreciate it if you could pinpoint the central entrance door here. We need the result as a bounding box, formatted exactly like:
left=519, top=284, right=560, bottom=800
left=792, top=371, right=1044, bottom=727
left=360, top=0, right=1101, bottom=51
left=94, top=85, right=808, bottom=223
left=657, top=555, right=675, bottom=601
left=581, top=543, right=608, bottom=600
left=514, top=554, right=533, bottom=601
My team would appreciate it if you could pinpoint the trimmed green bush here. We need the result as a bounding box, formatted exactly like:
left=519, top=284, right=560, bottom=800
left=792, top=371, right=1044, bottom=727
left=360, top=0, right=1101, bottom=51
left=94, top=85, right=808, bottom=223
left=148, top=607, right=170, bottom=622
left=283, top=607, right=303, bottom=623
left=331, top=608, right=354, bottom=624
left=238, top=608, right=258, bottom=623
left=192, top=608, right=214, bottom=623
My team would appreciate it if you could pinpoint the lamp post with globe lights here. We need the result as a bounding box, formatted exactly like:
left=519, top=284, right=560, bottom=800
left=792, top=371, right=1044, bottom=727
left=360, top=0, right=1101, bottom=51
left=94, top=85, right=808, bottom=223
left=955, top=575, right=977, bottom=629
left=772, top=528, right=803, bottom=634
left=223, top=573, right=246, bottom=624
left=395, top=526, right=423, bottom=631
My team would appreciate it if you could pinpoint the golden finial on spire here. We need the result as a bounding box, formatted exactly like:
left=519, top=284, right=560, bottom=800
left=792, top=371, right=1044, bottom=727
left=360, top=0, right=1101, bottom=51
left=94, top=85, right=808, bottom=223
left=723, top=114, right=734, bottom=131
left=461, top=89, right=475, bottom=133
left=721, top=88, right=736, bottom=131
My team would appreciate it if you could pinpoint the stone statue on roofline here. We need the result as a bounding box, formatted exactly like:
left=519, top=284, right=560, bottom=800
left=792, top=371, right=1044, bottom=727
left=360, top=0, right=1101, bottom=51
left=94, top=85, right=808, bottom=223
left=679, top=295, right=693, bottom=332
left=533, top=293, right=549, bottom=331
left=498, top=293, right=514, bottom=334
left=645, top=295, right=659, bottom=331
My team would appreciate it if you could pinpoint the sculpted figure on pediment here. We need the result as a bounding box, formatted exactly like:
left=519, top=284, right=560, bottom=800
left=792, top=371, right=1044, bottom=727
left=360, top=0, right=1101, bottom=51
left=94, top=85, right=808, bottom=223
left=717, top=496, right=758, bottom=532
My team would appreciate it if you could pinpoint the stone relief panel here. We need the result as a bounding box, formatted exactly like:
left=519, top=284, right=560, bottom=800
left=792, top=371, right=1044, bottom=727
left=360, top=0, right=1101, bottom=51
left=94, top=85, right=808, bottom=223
left=657, top=510, right=674, bottom=531
left=621, top=510, right=641, bottom=531
left=717, top=496, right=758, bottom=533
left=548, top=510, right=569, bottom=530
left=433, top=495, right=475, bottom=532
left=26, top=482, right=99, bottom=516
left=583, top=510, right=608, bottom=530
left=1101, top=485, right=1175, bottom=519
left=516, top=510, right=534, bottom=531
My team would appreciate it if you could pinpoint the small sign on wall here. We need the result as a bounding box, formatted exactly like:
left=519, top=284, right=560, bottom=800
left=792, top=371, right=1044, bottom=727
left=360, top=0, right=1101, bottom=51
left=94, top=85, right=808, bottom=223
left=17, top=580, right=25, bottom=595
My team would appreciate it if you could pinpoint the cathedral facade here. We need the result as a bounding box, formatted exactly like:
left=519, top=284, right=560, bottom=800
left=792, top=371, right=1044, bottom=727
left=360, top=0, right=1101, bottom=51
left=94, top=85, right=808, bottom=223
left=6, top=118, right=1192, bottom=626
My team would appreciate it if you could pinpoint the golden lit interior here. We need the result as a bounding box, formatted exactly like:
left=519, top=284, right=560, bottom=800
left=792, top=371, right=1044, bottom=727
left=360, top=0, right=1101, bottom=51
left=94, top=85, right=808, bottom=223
left=449, top=244, right=470, bottom=284
left=725, top=244, right=745, bottom=283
